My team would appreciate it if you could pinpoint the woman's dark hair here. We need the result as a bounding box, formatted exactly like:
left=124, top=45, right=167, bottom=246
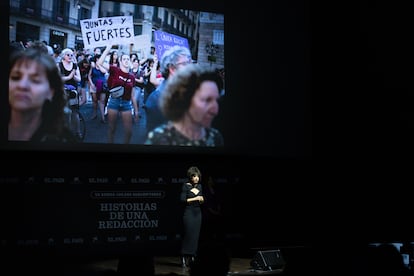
left=160, top=64, right=223, bottom=121
left=110, top=50, right=120, bottom=66
left=28, top=40, right=49, bottom=54
left=187, top=166, right=201, bottom=179
left=9, top=41, right=25, bottom=55
left=92, top=54, right=101, bottom=63
left=9, top=47, right=68, bottom=139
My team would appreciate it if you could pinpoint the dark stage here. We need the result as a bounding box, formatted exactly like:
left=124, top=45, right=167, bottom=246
left=4, top=243, right=310, bottom=275
left=59, top=255, right=284, bottom=275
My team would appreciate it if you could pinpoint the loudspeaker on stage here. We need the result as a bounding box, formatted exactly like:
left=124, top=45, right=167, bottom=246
left=250, top=249, right=286, bottom=271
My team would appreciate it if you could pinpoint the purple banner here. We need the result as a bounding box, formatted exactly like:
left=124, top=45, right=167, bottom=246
left=154, top=30, right=190, bottom=60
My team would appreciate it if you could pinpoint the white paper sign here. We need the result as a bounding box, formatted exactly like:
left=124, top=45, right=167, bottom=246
left=80, top=16, right=135, bottom=49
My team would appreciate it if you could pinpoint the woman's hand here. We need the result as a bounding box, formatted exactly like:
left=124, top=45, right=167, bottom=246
left=133, top=110, right=139, bottom=122
left=198, top=195, right=204, bottom=203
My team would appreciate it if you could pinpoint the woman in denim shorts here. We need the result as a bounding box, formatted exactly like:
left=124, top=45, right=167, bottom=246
left=97, top=44, right=139, bottom=144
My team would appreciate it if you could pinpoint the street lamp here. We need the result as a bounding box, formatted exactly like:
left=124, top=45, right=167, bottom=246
left=74, top=0, right=81, bottom=9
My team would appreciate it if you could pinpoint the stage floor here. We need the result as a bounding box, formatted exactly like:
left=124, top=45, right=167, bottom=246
left=68, top=255, right=283, bottom=275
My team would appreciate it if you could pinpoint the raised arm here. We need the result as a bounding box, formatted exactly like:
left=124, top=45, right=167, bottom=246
left=97, top=44, right=112, bottom=71
left=149, top=54, right=163, bottom=87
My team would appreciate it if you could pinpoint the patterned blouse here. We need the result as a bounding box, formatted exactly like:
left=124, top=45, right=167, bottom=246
left=145, top=123, right=224, bottom=146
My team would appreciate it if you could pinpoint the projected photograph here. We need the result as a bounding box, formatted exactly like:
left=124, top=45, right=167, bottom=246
left=8, top=0, right=225, bottom=149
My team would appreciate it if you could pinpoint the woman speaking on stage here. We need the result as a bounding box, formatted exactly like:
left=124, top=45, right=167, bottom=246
left=180, top=166, right=204, bottom=268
